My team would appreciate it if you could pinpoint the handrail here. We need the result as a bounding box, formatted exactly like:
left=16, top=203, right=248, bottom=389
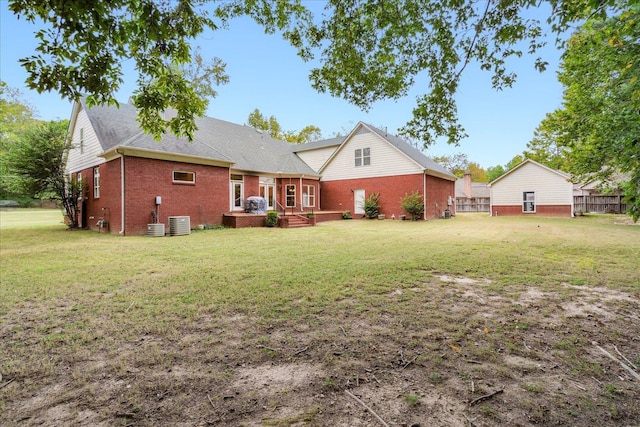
left=275, top=200, right=303, bottom=216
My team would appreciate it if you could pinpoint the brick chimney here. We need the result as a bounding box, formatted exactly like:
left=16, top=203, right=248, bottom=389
left=464, top=171, right=472, bottom=198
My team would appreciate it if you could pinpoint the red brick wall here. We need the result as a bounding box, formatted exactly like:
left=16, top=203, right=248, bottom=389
left=425, top=175, right=456, bottom=219
left=243, top=175, right=260, bottom=199
left=75, top=161, right=123, bottom=233
left=491, top=205, right=573, bottom=217
left=223, top=214, right=266, bottom=228
left=123, top=157, right=230, bottom=235
left=320, top=174, right=454, bottom=219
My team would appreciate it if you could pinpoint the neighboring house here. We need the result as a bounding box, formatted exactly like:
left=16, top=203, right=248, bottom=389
left=455, top=172, right=490, bottom=212
left=488, top=159, right=574, bottom=217
left=65, top=100, right=456, bottom=235
left=310, top=123, right=457, bottom=219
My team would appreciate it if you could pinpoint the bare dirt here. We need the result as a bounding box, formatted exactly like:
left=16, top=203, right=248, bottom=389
left=2, top=275, right=639, bottom=426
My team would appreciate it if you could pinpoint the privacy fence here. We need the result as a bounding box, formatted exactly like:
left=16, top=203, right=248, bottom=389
left=455, top=197, right=490, bottom=212
left=574, top=195, right=627, bottom=214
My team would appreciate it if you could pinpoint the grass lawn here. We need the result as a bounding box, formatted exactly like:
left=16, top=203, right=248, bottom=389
left=0, top=208, right=66, bottom=230
left=1, top=209, right=639, bottom=426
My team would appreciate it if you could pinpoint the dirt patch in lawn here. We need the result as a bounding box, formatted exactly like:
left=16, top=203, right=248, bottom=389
left=2, top=275, right=639, bottom=426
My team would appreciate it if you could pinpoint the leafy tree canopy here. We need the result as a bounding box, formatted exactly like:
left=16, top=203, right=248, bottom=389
left=9, top=0, right=624, bottom=144
left=531, top=6, right=640, bottom=219
left=7, top=120, right=69, bottom=198
left=0, top=82, right=42, bottom=198
left=6, top=118, right=85, bottom=226
left=429, top=153, right=488, bottom=181
left=9, top=0, right=228, bottom=141
left=0, top=81, right=39, bottom=147
left=247, top=108, right=321, bottom=144
left=486, top=165, right=507, bottom=182
left=430, top=153, right=470, bottom=178
left=467, top=162, right=488, bottom=182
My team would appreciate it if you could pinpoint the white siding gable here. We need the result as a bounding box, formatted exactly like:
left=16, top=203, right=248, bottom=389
left=296, top=146, right=338, bottom=173
left=491, top=161, right=572, bottom=206
left=65, top=107, right=105, bottom=173
left=321, top=129, right=422, bottom=181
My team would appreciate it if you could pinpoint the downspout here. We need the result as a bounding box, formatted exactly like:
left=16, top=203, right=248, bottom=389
left=116, top=149, right=125, bottom=234
left=489, top=186, right=493, bottom=216
left=423, top=172, right=427, bottom=220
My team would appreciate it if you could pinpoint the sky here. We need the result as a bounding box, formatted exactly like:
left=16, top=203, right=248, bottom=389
left=0, top=1, right=567, bottom=169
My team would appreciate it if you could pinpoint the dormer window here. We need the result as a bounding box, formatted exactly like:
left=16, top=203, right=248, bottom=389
left=355, top=148, right=370, bottom=167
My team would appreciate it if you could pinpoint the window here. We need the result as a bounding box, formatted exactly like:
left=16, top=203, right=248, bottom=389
left=173, top=171, right=195, bottom=184
left=80, top=128, right=84, bottom=153
left=523, top=191, right=535, bottom=212
left=355, top=147, right=371, bottom=167
left=303, top=185, right=315, bottom=207
left=93, top=167, right=100, bottom=198
left=286, top=184, right=296, bottom=208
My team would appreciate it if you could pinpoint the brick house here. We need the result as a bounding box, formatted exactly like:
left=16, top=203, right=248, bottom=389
left=488, top=159, right=574, bottom=217
left=65, top=100, right=456, bottom=235
left=297, top=123, right=457, bottom=219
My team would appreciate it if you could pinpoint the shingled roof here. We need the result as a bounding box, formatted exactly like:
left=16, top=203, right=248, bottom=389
left=84, top=99, right=318, bottom=176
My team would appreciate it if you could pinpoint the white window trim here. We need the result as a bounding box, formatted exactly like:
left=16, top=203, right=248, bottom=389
left=303, top=184, right=315, bottom=208
left=93, top=166, right=100, bottom=199
left=286, top=184, right=296, bottom=208
left=523, top=191, right=536, bottom=213
left=231, top=175, right=244, bottom=211
left=355, top=147, right=371, bottom=167
left=173, top=171, right=196, bottom=184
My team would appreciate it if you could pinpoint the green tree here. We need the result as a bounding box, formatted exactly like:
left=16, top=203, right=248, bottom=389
left=247, top=108, right=321, bottom=144
left=9, top=0, right=620, bottom=145
left=506, top=154, right=525, bottom=171
left=431, top=153, right=469, bottom=178
left=7, top=120, right=84, bottom=226
left=532, top=7, right=640, bottom=219
left=0, top=82, right=41, bottom=199
left=9, top=0, right=228, bottom=141
left=468, top=162, right=488, bottom=182
left=486, top=165, right=507, bottom=182
left=524, top=110, right=572, bottom=171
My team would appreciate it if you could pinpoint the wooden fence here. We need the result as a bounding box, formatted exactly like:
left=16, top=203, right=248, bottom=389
left=574, top=195, right=627, bottom=214
left=456, top=197, right=490, bottom=212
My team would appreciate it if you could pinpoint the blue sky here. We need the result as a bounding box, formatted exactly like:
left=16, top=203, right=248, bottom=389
left=1, top=2, right=566, bottom=168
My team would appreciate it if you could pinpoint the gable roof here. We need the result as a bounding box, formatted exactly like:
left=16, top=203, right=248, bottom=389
left=488, top=159, right=571, bottom=187
left=80, top=99, right=318, bottom=177
left=317, top=122, right=456, bottom=180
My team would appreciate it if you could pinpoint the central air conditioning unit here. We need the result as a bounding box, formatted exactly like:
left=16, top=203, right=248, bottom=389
left=147, top=223, right=165, bottom=237
left=168, top=216, right=191, bottom=236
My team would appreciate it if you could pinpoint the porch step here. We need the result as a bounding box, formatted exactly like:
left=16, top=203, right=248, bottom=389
left=286, top=216, right=312, bottom=228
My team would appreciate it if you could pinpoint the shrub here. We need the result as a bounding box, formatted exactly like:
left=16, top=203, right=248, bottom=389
left=265, top=211, right=278, bottom=227
left=401, top=191, right=424, bottom=221
left=342, top=211, right=352, bottom=219
left=363, top=192, right=381, bottom=219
